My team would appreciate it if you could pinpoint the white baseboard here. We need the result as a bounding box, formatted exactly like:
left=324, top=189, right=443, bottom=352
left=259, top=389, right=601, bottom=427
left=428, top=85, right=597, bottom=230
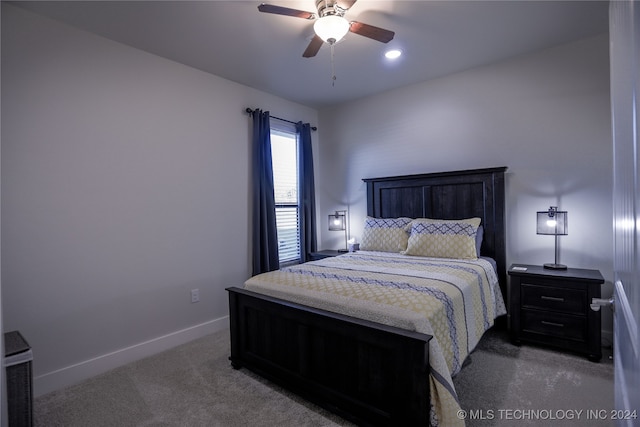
left=34, top=316, right=229, bottom=397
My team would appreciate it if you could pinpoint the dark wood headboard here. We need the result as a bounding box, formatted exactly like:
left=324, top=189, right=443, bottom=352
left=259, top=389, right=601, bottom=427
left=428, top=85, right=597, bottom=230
left=363, top=166, right=508, bottom=297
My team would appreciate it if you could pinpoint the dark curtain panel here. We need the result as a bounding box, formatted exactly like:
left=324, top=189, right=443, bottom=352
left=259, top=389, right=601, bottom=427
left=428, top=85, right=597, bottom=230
left=251, top=110, right=279, bottom=275
left=297, top=122, right=317, bottom=262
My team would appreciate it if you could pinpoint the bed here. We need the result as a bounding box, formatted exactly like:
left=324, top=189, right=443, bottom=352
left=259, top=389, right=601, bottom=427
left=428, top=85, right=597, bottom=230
left=227, top=167, right=507, bottom=426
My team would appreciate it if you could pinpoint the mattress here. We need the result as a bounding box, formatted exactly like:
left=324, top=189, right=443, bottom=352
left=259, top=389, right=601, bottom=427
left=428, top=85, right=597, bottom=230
left=244, top=250, right=507, bottom=426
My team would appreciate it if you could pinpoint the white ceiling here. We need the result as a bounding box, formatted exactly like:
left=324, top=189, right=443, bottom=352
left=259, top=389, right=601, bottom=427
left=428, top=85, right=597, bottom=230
left=12, top=0, right=609, bottom=108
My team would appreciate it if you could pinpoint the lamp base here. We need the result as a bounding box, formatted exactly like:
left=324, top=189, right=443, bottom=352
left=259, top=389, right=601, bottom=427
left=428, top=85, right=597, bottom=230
left=543, top=263, right=567, bottom=270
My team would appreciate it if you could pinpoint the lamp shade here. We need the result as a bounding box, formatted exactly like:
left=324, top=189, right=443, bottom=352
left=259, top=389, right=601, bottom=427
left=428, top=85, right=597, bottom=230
left=314, top=15, right=350, bottom=44
left=536, top=206, right=568, bottom=270
left=328, top=210, right=348, bottom=252
left=328, top=211, right=346, bottom=231
left=536, top=207, right=568, bottom=235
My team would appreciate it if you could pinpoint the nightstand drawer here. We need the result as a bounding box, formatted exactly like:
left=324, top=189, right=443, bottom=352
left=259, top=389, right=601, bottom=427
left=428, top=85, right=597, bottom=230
left=521, top=310, right=587, bottom=342
left=521, top=283, right=587, bottom=314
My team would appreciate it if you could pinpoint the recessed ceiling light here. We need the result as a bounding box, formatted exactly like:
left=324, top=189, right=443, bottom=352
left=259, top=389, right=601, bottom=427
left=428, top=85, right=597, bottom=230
left=384, top=49, right=403, bottom=60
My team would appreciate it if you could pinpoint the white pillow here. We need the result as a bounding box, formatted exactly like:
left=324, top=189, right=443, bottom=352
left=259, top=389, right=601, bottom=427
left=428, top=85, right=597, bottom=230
left=360, top=217, right=413, bottom=253
left=402, top=218, right=481, bottom=259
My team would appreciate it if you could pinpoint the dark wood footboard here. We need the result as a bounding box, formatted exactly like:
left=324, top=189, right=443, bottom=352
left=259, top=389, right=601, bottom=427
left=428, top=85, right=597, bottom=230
left=227, top=286, right=432, bottom=426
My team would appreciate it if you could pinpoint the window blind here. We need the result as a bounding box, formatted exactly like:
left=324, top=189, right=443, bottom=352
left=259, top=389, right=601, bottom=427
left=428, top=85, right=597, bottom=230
left=271, top=129, right=300, bottom=264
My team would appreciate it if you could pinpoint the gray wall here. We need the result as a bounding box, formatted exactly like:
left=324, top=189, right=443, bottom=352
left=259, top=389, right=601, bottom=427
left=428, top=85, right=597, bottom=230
left=1, top=4, right=318, bottom=395
left=317, top=34, right=613, bottom=338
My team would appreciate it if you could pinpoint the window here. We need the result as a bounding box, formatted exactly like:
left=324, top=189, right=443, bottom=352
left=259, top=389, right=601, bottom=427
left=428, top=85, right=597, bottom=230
left=271, top=125, right=300, bottom=265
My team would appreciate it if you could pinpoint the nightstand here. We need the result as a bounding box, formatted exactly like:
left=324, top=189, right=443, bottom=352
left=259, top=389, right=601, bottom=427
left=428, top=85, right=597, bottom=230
left=508, top=264, right=604, bottom=362
left=308, top=250, right=345, bottom=261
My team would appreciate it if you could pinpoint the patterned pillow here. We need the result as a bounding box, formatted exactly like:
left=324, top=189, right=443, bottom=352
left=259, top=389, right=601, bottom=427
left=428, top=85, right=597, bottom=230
left=360, top=217, right=413, bottom=253
left=402, top=218, right=482, bottom=259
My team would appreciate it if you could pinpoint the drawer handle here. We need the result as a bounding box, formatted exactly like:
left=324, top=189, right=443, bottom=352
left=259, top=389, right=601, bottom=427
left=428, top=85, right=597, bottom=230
left=541, top=296, right=565, bottom=302
left=541, top=320, right=565, bottom=328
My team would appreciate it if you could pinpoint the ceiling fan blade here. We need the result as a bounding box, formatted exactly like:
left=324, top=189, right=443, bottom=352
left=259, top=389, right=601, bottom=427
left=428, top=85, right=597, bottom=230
left=302, top=35, right=324, bottom=58
left=336, top=0, right=358, bottom=11
left=349, top=21, right=395, bottom=43
left=258, top=4, right=315, bottom=20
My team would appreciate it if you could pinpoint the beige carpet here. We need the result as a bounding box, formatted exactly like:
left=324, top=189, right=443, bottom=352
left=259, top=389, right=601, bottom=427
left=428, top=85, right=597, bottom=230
left=453, top=328, right=614, bottom=426
left=34, top=327, right=614, bottom=426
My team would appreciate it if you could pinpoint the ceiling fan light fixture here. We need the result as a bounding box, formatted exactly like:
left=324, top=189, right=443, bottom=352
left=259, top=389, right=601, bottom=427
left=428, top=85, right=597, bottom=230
left=313, top=15, right=350, bottom=44
left=384, top=49, right=402, bottom=59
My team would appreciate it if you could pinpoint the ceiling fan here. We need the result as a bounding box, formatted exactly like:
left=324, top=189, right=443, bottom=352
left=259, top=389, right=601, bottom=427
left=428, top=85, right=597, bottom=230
left=258, top=0, right=395, bottom=58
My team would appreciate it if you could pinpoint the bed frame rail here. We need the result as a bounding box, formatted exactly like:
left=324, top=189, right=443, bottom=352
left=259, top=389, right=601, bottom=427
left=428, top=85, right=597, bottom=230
left=227, top=286, right=432, bottom=426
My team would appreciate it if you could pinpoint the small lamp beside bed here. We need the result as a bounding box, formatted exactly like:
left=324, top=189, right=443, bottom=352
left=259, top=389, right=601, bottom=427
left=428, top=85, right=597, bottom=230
left=328, top=210, right=348, bottom=252
left=537, top=206, right=568, bottom=270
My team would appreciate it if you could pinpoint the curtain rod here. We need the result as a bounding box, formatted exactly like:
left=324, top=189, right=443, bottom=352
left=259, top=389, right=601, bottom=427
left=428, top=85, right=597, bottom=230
left=245, top=108, right=317, bottom=131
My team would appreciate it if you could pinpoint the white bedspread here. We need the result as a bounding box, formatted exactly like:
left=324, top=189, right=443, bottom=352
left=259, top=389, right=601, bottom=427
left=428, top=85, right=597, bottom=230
left=244, top=251, right=506, bottom=426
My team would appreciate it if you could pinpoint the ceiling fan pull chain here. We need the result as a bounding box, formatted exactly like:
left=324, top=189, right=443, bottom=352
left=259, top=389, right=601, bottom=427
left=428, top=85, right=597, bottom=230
left=331, top=43, right=337, bottom=86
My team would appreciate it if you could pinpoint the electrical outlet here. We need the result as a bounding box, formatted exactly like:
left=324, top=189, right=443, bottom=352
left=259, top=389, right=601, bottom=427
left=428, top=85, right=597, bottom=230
left=191, top=289, right=200, bottom=303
